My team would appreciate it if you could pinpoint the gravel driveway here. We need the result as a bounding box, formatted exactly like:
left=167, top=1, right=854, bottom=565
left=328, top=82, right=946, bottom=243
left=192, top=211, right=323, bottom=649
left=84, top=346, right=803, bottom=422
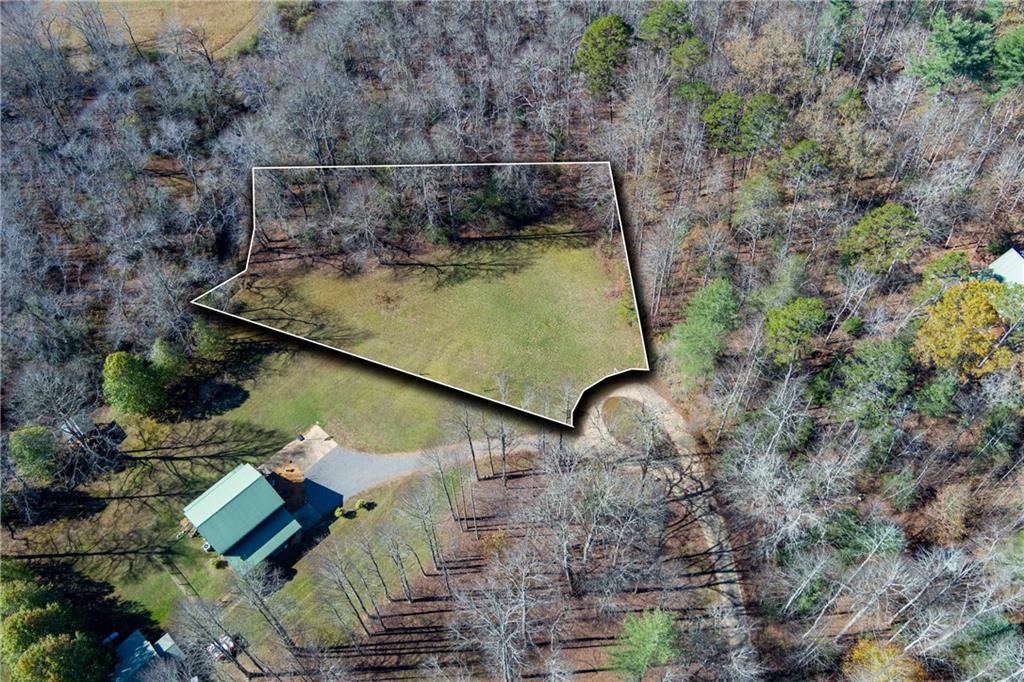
left=303, top=445, right=427, bottom=515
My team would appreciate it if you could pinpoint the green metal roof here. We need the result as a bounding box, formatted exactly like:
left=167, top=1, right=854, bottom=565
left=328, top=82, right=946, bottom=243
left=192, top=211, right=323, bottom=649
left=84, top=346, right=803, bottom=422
left=183, top=463, right=286, bottom=553
left=224, top=506, right=302, bottom=574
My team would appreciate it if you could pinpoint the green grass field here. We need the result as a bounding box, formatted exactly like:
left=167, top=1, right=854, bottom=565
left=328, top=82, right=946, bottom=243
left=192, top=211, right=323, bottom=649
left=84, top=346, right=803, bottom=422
left=216, top=227, right=646, bottom=422
left=223, top=348, right=468, bottom=453
left=51, top=338, right=478, bottom=629
left=115, top=535, right=235, bottom=625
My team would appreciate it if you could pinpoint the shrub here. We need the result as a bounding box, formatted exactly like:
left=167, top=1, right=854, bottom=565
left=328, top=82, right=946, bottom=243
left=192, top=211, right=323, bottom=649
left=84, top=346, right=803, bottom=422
left=927, top=482, right=973, bottom=544
left=913, top=373, right=958, bottom=418
left=610, top=609, right=682, bottom=680
left=210, top=558, right=228, bottom=570
left=842, top=639, right=927, bottom=682
left=840, top=315, right=864, bottom=337
left=881, top=470, right=918, bottom=512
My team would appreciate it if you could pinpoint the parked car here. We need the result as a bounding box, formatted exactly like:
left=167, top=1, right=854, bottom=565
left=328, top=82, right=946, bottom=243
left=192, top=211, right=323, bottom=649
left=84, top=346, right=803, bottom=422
left=206, top=634, right=237, bottom=661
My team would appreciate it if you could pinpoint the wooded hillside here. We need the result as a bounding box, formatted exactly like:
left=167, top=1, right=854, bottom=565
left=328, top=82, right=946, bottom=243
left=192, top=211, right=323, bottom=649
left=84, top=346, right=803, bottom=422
left=2, top=1, right=1022, bottom=679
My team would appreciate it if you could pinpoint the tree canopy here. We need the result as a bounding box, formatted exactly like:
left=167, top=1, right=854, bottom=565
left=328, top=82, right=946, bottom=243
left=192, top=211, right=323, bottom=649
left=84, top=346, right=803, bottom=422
left=733, top=171, right=783, bottom=241
left=838, top=203, right=925, bottom=274
left=1, top=604, right=76, bottom=667
left=701, top=91, right=744, bottom=154
left=638, top=1, right=691, bottom=51
left=831, top=339, right=913, bottom=428
left=739, top=93, right=785, bottom=155
left=842, top=639, right=928, bottom=682
left=11, top=632, right=113, bottom=682
left=912, top=279, right=1014, bottom=379
left=671, top=278, right=739, bottom=387
left=766, top=297, right=826, bottom=365
left=914, top=251, right=971, bottom=304
left=101, top=351, right=165, bottom=416
left=993, top=25, right=1024, bottom=91
left=575, top=15, right=633, bottom=96
left=912, top=10, right=995, bottom=89
left=7, top=426, right=62, bottom=483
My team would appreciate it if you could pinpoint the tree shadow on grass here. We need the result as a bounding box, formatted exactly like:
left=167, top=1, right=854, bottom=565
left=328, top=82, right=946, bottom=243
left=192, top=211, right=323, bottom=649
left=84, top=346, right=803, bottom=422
left=223, top=277, right=375, bottom=348
left=382, top=225, right=600, bottom=289
left=156, top=330, right=291, bottom=423
left=27, top=561, right=159, bottom=641
left=7, top=421, right=289, bottom=586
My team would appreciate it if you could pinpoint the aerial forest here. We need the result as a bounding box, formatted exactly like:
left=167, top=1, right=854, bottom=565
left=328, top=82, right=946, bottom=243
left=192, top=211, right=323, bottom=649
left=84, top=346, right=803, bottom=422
left=1, top=0, right=1022, bottom=680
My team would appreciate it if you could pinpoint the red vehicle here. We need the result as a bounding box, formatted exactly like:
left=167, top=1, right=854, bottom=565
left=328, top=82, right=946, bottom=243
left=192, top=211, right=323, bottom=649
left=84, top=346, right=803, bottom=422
left=206, top=634, right=238, bottom=661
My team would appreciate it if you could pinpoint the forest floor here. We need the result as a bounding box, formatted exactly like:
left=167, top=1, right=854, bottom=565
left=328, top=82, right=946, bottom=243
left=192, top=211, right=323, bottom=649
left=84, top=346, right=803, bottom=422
left=200, top=223, right=647, bottom=423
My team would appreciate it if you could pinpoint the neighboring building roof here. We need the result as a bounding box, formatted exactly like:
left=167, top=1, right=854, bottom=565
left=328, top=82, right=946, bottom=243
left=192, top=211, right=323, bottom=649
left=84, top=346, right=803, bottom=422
left=153, top=632, right=183, bottom=659
left=113, top=630, right=158, bottom=682
left=184, top=463, right=300, bottom=574
left=184, top=464, right=286, bottom=552
left=60, top=413, right=95, bottom=439
left=988, top=248, right=1024, bottom=286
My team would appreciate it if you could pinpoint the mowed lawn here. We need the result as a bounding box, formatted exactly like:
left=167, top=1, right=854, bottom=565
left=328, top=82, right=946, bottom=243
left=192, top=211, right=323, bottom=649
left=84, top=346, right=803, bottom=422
left=231, top=231, right=647, bottom=420
left=45, top=1, right=267, bottom=58
left=223, top=347, right=473, bottom=453
left=62, top=338, right=481, bottom=629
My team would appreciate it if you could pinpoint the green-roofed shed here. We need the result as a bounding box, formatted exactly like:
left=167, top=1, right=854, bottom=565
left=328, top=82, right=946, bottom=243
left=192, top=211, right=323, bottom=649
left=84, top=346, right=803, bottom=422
left=184, top=463, right=300, bottom=573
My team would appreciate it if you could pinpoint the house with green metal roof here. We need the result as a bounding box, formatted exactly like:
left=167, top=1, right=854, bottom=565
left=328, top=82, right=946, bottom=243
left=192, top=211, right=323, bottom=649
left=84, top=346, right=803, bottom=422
left=184, top=463, right=301, bottom=573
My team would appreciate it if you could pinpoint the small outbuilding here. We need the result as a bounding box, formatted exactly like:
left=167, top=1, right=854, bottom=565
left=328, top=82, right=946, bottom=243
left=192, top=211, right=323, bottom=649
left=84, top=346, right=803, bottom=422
left=184, top=463, right=301, bottom=574
left=987, top=247, right=1024, bottom=286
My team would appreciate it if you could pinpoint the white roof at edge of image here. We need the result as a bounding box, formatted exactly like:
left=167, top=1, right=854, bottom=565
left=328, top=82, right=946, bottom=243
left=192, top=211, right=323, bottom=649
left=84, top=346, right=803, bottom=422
left=989, top=248, right=1024, bottom=286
